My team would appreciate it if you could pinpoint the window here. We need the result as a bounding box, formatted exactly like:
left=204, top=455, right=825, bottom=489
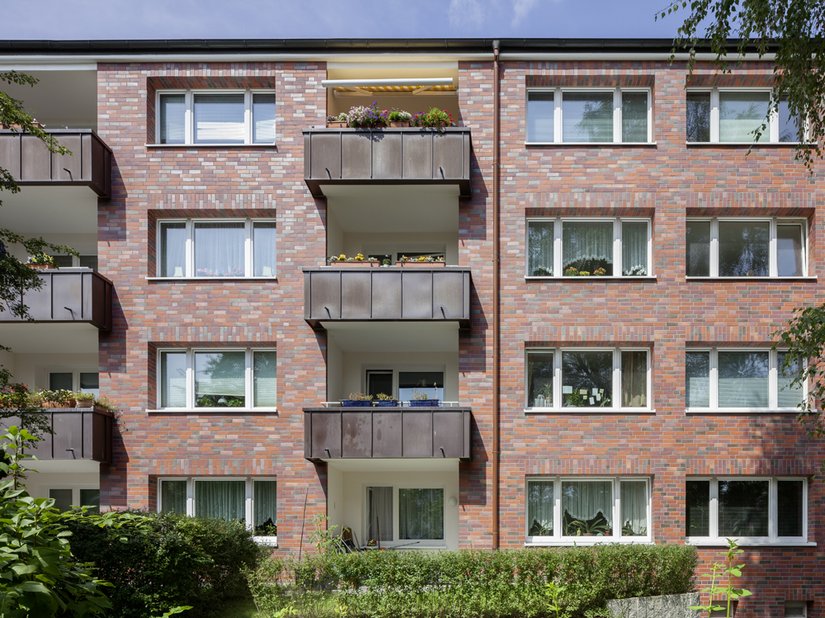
left=53, top=255, right=98, bottom=271
left=785, top=602, right=808, bottom=617
left=686, top=90, right=802, bottom=143
left=158, top=348, right=276, bottom=410
left=48, top=488, right=99, bottom=512
left=158, top=478, right=277, bottom=540
left=49, top=371, right=99, bottom=398
left=686, top=218, right=806, bottom=277
left=685, top=349, right=804, bottom=411
left=157, top=91, right=275, bottom=145
left=526, top=89, right=651, bottom=143
left=526, top=477, right=650, bottom=543
left=526, top=348, right=649, bottom=411
left=366, top=485, right=444, bottom=546
left=686, top=478, right=807, bottom=544
left=158, top=219, right=276, bottom=278
left=363, top=369, right=445, bottom=403
left=527, top=218, right=651, bottom=277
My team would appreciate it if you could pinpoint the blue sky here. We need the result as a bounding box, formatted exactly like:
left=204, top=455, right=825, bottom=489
left=2, top=0, right=685, bottom=40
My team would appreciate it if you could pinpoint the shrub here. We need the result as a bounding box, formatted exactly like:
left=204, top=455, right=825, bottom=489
left=345, top=103, right=389, bottom=128
left=247, top=544, right=697, bottom=618
left=65, top=511, right=262, bottom=618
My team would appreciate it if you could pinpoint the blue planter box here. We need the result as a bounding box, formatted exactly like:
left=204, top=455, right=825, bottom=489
left=409, top=399, right=441, bottom=407
left=341, top=400, right=372, bottom=407
left=373, top=400, right=399, bottom=407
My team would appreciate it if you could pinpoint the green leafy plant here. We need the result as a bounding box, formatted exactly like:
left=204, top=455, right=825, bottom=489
left=413, top=107, right=453, bottom=129
left=545, top=581, right=570, bottom=618
left=346, top=392, right=373, bottom=402
left=690, top=538, right=752, bottom=617
left=387, top=110, right=412, bottom=124
left=26, top=251, right=54, bottom=267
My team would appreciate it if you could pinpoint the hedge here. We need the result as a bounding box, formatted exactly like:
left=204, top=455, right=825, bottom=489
left=247, top=544, right=697, bottom=618
left=64, top=512, right=262, bottom=618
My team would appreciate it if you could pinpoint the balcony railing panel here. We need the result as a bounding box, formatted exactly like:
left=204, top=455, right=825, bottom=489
left=2, top=407, right=113, bottom=463
left=0, top=270, right=113, bottom=331
left=304, top=128, right=471, bottom=198
left=304, top=267, right=471, bottom=329
left=0, top=129, right=112, bottom=197
left=304, top=407, right=471, bottom=461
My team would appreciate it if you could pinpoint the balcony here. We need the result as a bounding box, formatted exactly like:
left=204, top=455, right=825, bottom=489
left=0, top=270, right=113, bottom=331
left=304, top=266, right=471, bottom=330
left=304, top=407, right=471, bottom=461
left=4, top=407, right=113, bottom=463
left=0, top=129, right=112, bottom=198
left=303, top=127, right=471, bottom=199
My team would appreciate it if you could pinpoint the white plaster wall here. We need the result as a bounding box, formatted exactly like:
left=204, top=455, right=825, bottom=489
left=328, top=464, right=459, bottom=550
left=7, top=233, right=97, bottom=261
left=6, top=352, right=98, bottom=389
left=327, top=337, right=344, bottom=403
left=24, top=468, right=100, bottom=503
left=344, top=232, right=459, bottom=264
left=336, top=351, right=458, bottom=401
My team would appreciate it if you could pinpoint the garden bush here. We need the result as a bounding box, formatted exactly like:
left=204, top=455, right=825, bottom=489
left=65, top=511, right=262, bottom=618
left=246, top=544, right=697, bottom=618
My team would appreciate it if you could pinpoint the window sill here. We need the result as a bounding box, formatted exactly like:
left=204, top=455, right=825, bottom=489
left=146, top=276, right=277, bottom=282
left=686, top=141, right=805, bottom=147
left=146, top=143, right=277, bottom=149
left=525, top=408, right=655, bottom=415
left=688, top=539, right=815, bottom=547
left=252, top=536, right=278, bottom=547
left=526, top=142, right=657, bottom=147
left=686, top=408, right=801, bottom=415
left=147, top=408, right=278, bottom=415
left=525, top=276, right=656, bottom=282
left=525, top=539, right=653, bottom=547
left=685, top=276, right=815, bottom=282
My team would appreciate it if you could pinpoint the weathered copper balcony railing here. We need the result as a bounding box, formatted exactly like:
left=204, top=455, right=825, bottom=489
left=304, top=406, right=471, bottom=461
left=2, top=407, right=113, bottom=463
left=303, top=266, right=471, bottom=330
left=303, top=127, right=471, bottom=198
left=0, top=269, right=113, bottom=331
left=0, top=129, right=112, bottom=197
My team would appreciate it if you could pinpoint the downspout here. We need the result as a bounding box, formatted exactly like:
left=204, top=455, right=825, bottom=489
left=491, top=39, right=501, bottom=550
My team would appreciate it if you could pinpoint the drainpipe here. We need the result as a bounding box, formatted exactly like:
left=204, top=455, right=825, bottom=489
left=491, top=39, right=501, bottom=550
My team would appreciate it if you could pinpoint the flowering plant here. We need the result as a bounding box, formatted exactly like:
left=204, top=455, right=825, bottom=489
left=398, top=254, right=445, bottom=263
left=327, top=253, right=378, bottom=264
left=345, top=103, right=389, bottom=129
left=412, top=107, right=454, bottom=129
left=26, top=252, right=54, bottom=266
left=387, top=110, right=412, bottom=124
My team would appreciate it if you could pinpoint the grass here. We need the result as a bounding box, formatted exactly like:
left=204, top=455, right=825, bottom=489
left=220, top=597, right=264, bottom=617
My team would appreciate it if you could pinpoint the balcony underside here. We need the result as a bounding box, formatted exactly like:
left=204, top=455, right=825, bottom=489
left=2, top=407, right=113, bottom=463
left=304, top=407, right=472, bottom=462
left=304, top=128, right=471, bottom=199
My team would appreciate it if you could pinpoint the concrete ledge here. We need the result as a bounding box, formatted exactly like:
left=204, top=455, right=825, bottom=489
left=608, top=592, right=699, bottom=618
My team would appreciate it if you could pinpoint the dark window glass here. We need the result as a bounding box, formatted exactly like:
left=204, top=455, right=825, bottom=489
left=718, top=480, right=769, bottom=536
left=686, top=480, right=710, bottom=536
left=686, top=92, right=711, bottom=142
left=686, top=221, right=710, bottom=276
left=777, top=480, right=804, bottom=537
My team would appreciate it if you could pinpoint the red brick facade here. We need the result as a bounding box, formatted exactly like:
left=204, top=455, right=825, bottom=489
left=86, top=51, right=824, bottom=617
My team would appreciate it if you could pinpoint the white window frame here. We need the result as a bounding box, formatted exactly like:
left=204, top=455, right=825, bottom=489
left=686, top=347, right=806, bottom=413
left=155, top=89, right=276, bottom=145
left=526, top=88, right=653, bottom=144
left=525, top=477, right=652, bottom=545
left=525, top=347, right=651, bottom=413
left=363, top=483, right=447, bottom=548
left=157, top=477, right=277, bottom=545
left=525, top=218, right=653, bottom=278
left=686, top=477, right=809, bottom=546
left=52, top=254, right=98, bottom=269
left=686, top=217, right=808, bottom=278
left=156, top=348, right=276, bottom=411
left=362, top=365, right=448, bottom=403
left=156, top=218, right=277, bottom=279
left=686, top=88, right=806, bottom=144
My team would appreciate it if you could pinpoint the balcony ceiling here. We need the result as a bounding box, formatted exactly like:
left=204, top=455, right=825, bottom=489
left=0, top=323, right=98, bottom=354
left=327, top=458, right=459, bottom=472
left=2, top=70, right=97, bottom=130
left=326, top=322, right=458, bottom=353
left=0, top=186, right=98, bottom=234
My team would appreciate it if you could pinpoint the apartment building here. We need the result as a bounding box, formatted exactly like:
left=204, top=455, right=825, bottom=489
left=0, top=38, right=822, bottom=616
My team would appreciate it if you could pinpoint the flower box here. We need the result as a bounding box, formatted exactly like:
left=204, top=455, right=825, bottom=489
left=341, top=399, right=372, bottom=407
left=327, top=121, right=348, bottom=128
left=408, top=399, right=441, bottom=407
left=330, top=261, right=379, bottom=268
left=395, top=261, right=447, bottom=268
left=373, top=400, right=399, bottom=407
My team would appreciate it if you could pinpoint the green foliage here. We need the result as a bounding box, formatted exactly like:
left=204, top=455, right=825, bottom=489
left=0, top=426, right=112, bottom=617
left=64, top=510, right=263, bottom=618
left=775, top=302, right=825, bottom=437
left=690, top=538, right=752, bottom=617
left=658, top=0, right=825, bottom=169
left=247, top=544, right=697, bottom=618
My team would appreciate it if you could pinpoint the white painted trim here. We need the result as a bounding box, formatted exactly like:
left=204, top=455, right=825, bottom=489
left=321, top=77, right=454, bottom=88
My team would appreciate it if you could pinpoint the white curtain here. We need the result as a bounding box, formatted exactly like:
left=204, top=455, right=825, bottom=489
left=161, top=351, right=187, bottom=407
left=718, top=351, right=769, bottom=408
left=194, top=222, right=245, bottom=277
left=161, top=480, right=187, bottom=515
left=253, top=352, right=277, bottom=407
left=621, top=221, right=648, bottom=275
left=159, top=94, right=185, bottom=144
left=195, top=480, right=245, bottom=522
left=527, top=481, right=554, bottom=536
left=160, top=222, right=186, bottom=277
left=562, top=222, right=613, bottom=272
left=562, top=481, right=612, bottom=534
left=685, top=352, right=710, bottom=408
left=194, top=94, right=245, bottom=144
left=399, top=489, right=444, bottom=540
left=528, top=221, right=554, bottom=276
left=620, top=481, right=647, bottom=536
left=368, top=487, right=393, bottom=543
left=253, top=94, right=276, bottom=143
left=777, top=352, right=803, bottom=409
left=621, top=351, right=647, bottom=407
left=253, top=481, right=277, bottom=529
left=563, top=92, right=613, bottom=142
left=719, top=92, right=769, bottom=142
left=777, top=224, right=803, bottom=277
left=253, top=223, right=277, bottom=277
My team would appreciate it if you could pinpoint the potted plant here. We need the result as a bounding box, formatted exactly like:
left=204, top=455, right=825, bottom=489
left=373, top=392, right=399, bottom=407
left=326, top=113, right=348, bottom=128
left=412, top=107, right=454, bottom=130
left=27, top=252, right=54, bottom=270
left=408, top=390, right=440, bottom=407
left=387, top=109, right=412, bottom=128
left=345, top=103, right=389, bottom=129
left=94, top=396, right=116, bottom=412
left=41, top=389, right=74, bottom=408
left=341, top=392, right=373, bottom=407
left=75, top=392, right=96, bottom=408
left=327, top=253, right=379, bottom=268
left=395, top=255, right=447, bottom=268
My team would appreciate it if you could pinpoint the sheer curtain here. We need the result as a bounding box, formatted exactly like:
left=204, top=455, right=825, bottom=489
left=253, top=481, right=277, bottom=531
left=528, top=221, right=554, bottom=276
left=527, top=481, right=554, bottom=536
left=159, top=94, right=185, bottom=144
left=399, top=489, right=444, bottom=540
left=562, top=481, right=612, bottom=535
left=719, top=92, right=769, bottom=143
left=621, top=351, right=647, bottom=407
left=160, top=222, right=186, bottom=277
left=777, top=224, right=803, bottom=277
left=253, top=352, right=277, bottom=407
left=253, top=223, right=277, bottom=277
left=777, top=351, right=803, bottom=409
left=718, top=351, right=769, bottom=408
left=621, top=221, right=648, bottom=275
left=194, top=223, right=245, bottom=277
left=253, top=94, right=276, bottom=144
left=685, top=352, right=710, bottom=408
left=195, top=351, right=245, bottom=406
left=161, top=480, right=187, bottom=514
left=562, top=222, right=613, bottom=273
left=195, top=480, right=245, bottom=522
left=368, top=487, right=393, bottom=543
left=563, top=92, right=613, bottom=142
left=161, top=351, right=187, bottom=407
left=620, top=481, right=647, bottom=536
left=194, top=94, right=245, bottom=144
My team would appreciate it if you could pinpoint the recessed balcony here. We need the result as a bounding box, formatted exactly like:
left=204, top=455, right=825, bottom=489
left=0, top=129, right=112, bottom=198
left=304, top=406, right=471, bottom=461
left=0, top=269, right=113, bottom=331
left=303, top=127, right=471, bottom=199
left=3, top=406, right=113, bottom=463
left=304, top=266, right=471, bottom=330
